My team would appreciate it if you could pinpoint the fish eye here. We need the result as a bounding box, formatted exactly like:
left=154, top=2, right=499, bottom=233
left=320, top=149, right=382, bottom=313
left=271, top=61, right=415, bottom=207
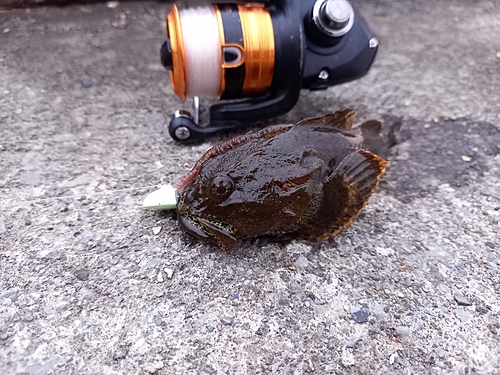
left=210, top=174, right=235, bottom=202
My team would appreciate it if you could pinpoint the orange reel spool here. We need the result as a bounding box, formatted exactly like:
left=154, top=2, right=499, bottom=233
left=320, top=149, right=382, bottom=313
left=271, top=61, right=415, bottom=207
left=166, top=3, right=275, bottom=102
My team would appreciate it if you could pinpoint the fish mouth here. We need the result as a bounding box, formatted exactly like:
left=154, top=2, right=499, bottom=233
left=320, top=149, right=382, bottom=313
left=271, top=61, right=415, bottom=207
left=178, top=214, right=238, bottom=251
left=179, top=215, right=210, bottom=240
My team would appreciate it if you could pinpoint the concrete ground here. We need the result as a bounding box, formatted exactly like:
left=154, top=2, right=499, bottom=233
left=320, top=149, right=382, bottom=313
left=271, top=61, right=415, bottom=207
left=1, top=1, right=499, bottom=374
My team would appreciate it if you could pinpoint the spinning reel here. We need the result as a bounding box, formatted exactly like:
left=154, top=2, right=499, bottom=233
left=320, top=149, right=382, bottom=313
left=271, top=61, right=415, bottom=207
left=160, top=0, right=378, bottom=142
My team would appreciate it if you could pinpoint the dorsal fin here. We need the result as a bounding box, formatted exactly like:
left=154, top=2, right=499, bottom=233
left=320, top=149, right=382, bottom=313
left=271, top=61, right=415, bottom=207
left=296, top=109, right=355, bottom=130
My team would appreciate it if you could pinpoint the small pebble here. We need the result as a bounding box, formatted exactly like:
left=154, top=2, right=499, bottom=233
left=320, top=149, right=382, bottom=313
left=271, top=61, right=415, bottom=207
left=99, top=243, right=109, bottom=253
left=396, top=326, right=410, bottom=344
left=485, top=242, right=495, bottom=249
left=152, top=226, right=162, bottom=235
left=141, top=257, right=162, bottom=269
left=276, top=318, right=288, bottom=328
left=157, top=271, right=164, bottom=283
left=23, top=314, right=34, bottom=322
left=206, top=325, right=215, bottom=332
left=36, top=248, right=56, bottom=259
left=153, top=315, right=162, bottom=326
left=81, top=78, right=93, bottom=88
left=371, top=304, right=386, bottom=319
left=351, top=306, right=369, bottom=323
left=389, top=352, right=398, bottom=365
left=326, top=342, right=336, bottom=350
left=375, top=282, right=382, bottom=291
left=455, top=309, right=473, bottom=323
left=426, top=357, right=436, bottom=365
left=79, top=287, right=95, bottom=299
left=114, top=296, right=124, bottom=305
left=112, top=13, right=128, bottom=29
left=278, top=299, right=289, bottom=306
left=314, top=299, right=325, bottom=305
left=261, top=317, right=268, bottom=323
left=112, top=348, right=128, bottom=360
left=476, top=306, right=488, bottom=315
left=164, top=268, right=174, bottom=279
left=80, top=230, right=95, bottom=243
left=74, top=269, right=89, bottom=281
left=349, top=237, right=357, bottom=244
left=230, top=293, right=239, bottom=299
left=436, top=348, right=446, bottom=358
left=0, top=217, right=7, bottom=234
left=106, top=1, right=119, bottom=8
left=294, top=255, right=308, bottom=268
left=454, top=294, right=472, bottom=306
left=461, top=155, right=471, bottom=162
left=414, top=321, right=424, bottom=330
left=481, top=256, right=488, bottom=264
left=487, top=324, right=497, bottom=335
left=220, top=317, right=233, bottom=326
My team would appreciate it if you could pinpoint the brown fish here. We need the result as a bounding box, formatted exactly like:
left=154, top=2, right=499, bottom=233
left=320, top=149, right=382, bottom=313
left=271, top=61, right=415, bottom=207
left=177, top=109, right=394, bottom=250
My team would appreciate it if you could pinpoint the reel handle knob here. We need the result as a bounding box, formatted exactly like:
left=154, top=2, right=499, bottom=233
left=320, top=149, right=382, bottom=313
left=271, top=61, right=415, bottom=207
left=168, top=111, right=239, bottom=143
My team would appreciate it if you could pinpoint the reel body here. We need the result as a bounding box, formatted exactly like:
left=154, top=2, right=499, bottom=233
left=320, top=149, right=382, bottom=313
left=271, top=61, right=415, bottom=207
left=161, top=0, right=378, bottom=142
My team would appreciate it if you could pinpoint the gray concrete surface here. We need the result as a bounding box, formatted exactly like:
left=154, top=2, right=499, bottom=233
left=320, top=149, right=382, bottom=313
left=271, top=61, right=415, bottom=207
left=1, top=1, right=499, bottom=374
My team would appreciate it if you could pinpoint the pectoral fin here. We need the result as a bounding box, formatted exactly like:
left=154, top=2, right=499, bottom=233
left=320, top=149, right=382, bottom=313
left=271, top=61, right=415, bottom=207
left=297, top=150, right=388, bottom=241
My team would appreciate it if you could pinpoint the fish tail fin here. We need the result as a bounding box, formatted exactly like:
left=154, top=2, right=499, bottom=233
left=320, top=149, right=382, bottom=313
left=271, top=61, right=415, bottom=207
left=358, top=119, right=401, bottom=158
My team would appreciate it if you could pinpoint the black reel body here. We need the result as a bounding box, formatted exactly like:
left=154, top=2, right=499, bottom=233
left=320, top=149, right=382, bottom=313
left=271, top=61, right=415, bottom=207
left=161, top=0, right=378, bottom=142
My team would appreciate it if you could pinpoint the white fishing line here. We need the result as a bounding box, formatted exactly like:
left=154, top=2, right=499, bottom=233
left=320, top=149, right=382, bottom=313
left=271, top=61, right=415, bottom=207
left=179, top=7, right=222, bottom=98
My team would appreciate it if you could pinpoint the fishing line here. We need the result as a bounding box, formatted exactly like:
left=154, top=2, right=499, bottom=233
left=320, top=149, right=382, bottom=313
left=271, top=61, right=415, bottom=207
left=180, top=7, right=221, bottom=98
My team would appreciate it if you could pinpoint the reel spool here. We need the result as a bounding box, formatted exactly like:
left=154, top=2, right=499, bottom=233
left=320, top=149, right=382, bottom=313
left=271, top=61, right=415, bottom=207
left=165, top=3, right=275, bottom=101
left=161, top=0, right=378, bottom=142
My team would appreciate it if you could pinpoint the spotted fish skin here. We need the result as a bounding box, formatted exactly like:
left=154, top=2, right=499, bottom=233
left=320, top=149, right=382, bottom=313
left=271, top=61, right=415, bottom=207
left=177, top=109, right=391, bottom=250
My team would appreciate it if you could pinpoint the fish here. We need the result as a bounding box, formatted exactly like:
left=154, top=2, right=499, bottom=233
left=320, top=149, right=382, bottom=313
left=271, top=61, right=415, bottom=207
left=176, top=109, right=398, bottom=250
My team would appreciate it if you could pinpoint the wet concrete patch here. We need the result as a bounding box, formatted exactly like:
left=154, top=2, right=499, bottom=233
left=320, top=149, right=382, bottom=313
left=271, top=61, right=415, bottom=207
left=384, top=119, right=500, bottom=202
